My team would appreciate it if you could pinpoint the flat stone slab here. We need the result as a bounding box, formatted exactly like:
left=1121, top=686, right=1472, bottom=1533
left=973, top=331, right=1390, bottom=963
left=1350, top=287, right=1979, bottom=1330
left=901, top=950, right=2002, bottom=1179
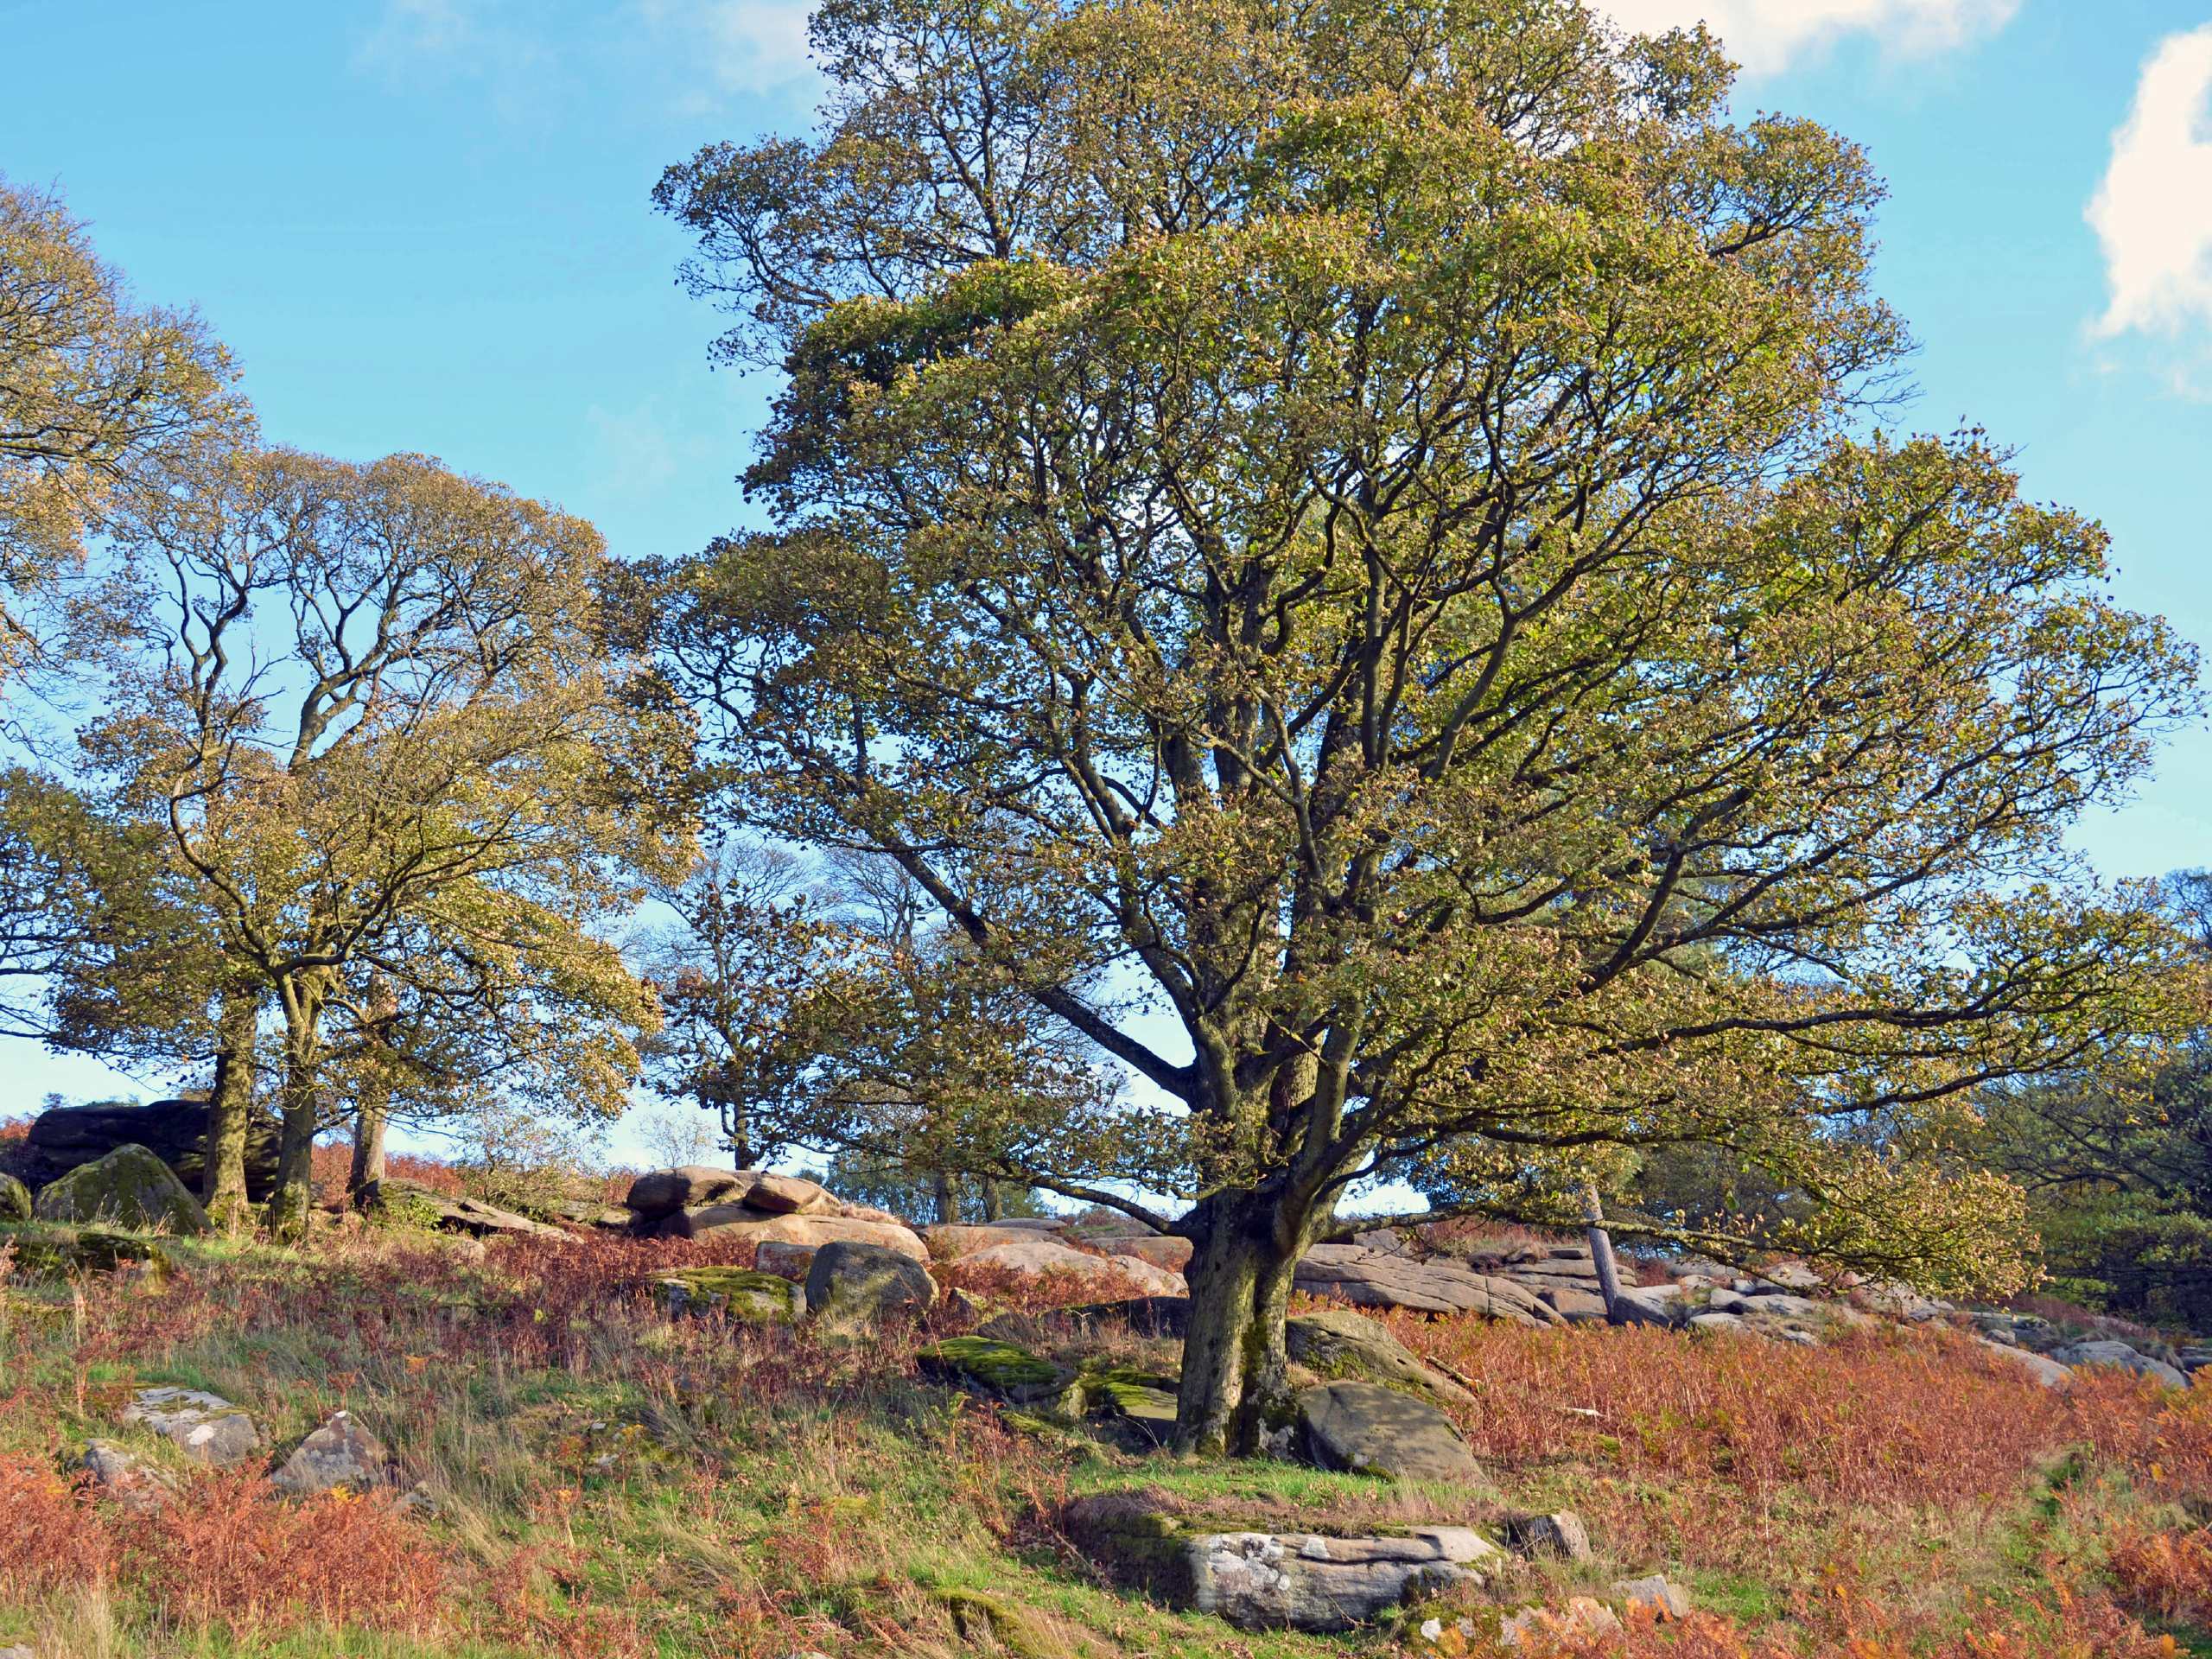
left=1192, top=1527, right=1498, bottom=1630
left=1294, top=1379, right=1485, bottom=1484
left=1295, top=1245, right=1561, bottom=1324
left=121, top=1386, right=260, bottom=1466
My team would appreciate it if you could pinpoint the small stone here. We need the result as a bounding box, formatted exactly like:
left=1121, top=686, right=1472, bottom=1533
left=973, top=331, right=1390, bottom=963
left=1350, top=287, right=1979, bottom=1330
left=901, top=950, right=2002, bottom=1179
left=120, top=1386, right=259, bottom=1465
left=1501, top=1598, right=1624, bottom=1649
left=1503, top=1510, right=1592, bottom=1562
left=80, top=1439, right=177, bottom=1510
left=270, top=1411, right=396, bottom=1496
left=1614, top=1573, right=1694, bottom=1620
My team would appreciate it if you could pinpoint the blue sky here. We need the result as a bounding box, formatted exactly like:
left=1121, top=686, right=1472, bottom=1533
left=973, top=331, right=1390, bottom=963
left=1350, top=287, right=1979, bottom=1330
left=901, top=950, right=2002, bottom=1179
left=1, top=0, right=2208, bottom=1159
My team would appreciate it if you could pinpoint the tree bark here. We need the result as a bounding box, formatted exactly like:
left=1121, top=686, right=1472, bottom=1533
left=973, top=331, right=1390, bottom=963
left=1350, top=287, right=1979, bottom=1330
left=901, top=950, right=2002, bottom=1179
left=347, top=1081, right=390, bottom=1208
left=200, top=982, right=257, bottom=1233
left=980, top=1179, right=1005, bottom=1222
left=264, top=985, right=322, bottom=1241
left=933, top=1168, right=958, bottom=1225
left=1583, top=1181, right=1624, bottom=1314
left=1173, top=1195, right=1303, bottom=1456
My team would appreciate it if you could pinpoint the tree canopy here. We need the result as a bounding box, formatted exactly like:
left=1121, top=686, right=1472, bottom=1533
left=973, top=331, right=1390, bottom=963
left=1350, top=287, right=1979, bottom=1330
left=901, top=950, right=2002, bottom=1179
left=656, top=0, right=2203, bottom=1451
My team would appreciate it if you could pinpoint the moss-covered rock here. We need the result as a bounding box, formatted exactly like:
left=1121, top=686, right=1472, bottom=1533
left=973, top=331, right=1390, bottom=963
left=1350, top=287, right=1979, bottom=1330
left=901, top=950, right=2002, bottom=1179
left=1286, top=1308, right=1476, bottom=1408
left=31, top=1144, right=208, bottom=1236
left=0, top=1172, right=30, bottom=1224
left=2, top=1224, right=179, bottom=1279
left=655, top=1266, right=805, bottom=1322
left=917, top=1335, right=1070, bottom=1402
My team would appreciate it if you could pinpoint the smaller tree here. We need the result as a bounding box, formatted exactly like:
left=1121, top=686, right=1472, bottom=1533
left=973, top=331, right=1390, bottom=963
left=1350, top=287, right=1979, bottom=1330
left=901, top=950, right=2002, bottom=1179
left=94, top=445, right=694, bottom=1236
left=634, top=837, right=822, bottom=1169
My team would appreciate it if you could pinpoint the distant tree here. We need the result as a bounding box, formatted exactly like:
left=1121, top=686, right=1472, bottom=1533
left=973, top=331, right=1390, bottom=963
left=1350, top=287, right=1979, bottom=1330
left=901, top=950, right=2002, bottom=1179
left=0, top=176, right=238, bottom=694
left=655, top=0, right=2202, bottom=1452
left=632, top=1098, right=728, bottom=1168
left=634, top=836, right=818, bottom=1169
left=1977, top=871, right=2212, bottom=1324
left=92, top=445, right=694, bottom=1236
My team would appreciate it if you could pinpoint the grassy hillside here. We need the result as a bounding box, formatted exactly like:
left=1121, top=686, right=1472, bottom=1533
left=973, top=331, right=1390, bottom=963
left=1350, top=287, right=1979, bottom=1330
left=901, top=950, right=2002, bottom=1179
left=3, top=1222, right=2211, bottom=1658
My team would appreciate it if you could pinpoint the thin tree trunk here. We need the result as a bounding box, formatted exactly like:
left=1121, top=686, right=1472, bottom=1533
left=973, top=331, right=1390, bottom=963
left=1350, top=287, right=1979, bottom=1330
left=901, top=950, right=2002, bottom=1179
left=1583, top=1181, right=1624, bottom=1314
left=264, top=988, right=322, bottom=1242
left=347, top=972, right=397, bottom=1208
left=200, top=982, right=257, bottom=1233
left=1173, top=1196, right=1302, bottom=1456
left=347, top=1082, right=389, bottom=1208
left=980, top=1179, right=1005, bottom=1223
left=933, top=1168, right=958, bottom=1225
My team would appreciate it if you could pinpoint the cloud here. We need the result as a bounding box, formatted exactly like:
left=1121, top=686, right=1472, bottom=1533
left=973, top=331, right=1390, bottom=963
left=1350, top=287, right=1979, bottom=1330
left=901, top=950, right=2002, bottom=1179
left=1601, top=0, right=2019, bottom=77
left=629, top=1, right=817, bottom=101
left=352, top=0, right=558, bottom=113
left=2087, top=24, right=2212, bottom=348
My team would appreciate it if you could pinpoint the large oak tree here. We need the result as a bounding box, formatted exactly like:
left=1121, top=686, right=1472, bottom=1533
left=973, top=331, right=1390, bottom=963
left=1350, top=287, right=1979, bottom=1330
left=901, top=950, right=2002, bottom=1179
left=655, top=0, right=2202, bottom=1452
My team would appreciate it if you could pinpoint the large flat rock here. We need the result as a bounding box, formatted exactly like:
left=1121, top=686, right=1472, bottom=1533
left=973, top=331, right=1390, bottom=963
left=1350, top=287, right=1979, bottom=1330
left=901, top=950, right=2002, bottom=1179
left=1295, top=1245, right=1561, bottom=1324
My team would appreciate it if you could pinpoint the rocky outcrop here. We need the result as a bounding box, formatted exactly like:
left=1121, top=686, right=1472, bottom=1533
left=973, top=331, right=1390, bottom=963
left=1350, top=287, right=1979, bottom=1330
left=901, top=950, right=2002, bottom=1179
left=378, top=1179, right=566, bottom=1241
left=624, top=1165, right=930, bottom=1260
left=120, top=1386, right=259, bottom=1465
left=955, top=1235, right=1186, bottom=1296
left=1064, top=1491, right=1501, bottom=1632
left=2050, top=1338, right=2187, bottom=1389
left=917, top=1335, right=1072, bottom=1403
left=805, top=1238, right=938, bottom=1330
left=18, top=1098, right=280, bottom=1198
left=80, top=1439, right=177, bottom=1510
left=271, top=1411, right=398, bottom=1496
left=1285, top=1309, right=1475, bottom=1408
left=34, top=1145, right=209, bottom=1236
left=1294, top=1244, right=1563, bottom=1324
left=1293, top=1379, right=1486, bottom=1484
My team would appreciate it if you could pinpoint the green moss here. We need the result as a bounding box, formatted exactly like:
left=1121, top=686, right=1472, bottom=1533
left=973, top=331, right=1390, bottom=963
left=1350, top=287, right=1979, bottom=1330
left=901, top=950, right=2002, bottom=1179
left=918, top=1334, right=1066, bottom=1396
left=1, top=1224, right=177, bottom=1279
left=655, top=1266, right=803, bottom=1322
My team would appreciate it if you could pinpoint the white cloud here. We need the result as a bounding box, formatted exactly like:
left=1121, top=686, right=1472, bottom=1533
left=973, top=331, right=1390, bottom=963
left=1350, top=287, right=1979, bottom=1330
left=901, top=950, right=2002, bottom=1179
left=1601, top=0, right=2019, bottom=77
left=352, top=0, right=559, bottom=115
left=629, top=1, right=817, bottom=100
left=2088, top=24, right=2212, bottom=347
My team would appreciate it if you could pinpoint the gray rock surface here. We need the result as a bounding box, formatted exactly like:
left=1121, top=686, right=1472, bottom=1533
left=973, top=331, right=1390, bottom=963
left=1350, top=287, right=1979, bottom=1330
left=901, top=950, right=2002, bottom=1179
left=271, top=1411, right=397, bottom=1496
left=34, top=1145, right=209, bottom=1236
left=1294, top=1244, right=1562, bottom=1324
left=80, top=1439, right=177, bottom=1510
left=1294, top=1379, right=1485, bottom=1484
left=804, top=1238, right=938, bottom=1329
left=1978, top=1339, right=2073, bottom=1389
left=1286, top=1309, right=1476, bottom=1408
left=2050, top=1338, right=2187, bottom=1389
left=120, top=1386, right=259, bottom=1465
left=1189, top=1526, right=1499, bottom=1631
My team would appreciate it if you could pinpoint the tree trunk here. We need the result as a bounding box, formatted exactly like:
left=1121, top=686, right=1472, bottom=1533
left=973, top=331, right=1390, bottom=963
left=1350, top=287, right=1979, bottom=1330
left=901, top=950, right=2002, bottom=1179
left=200, top=983, right=257, bottom=1233
left=347, top=1082, right=390, bottom=1208
left=932, top=1168, right=958, bottom=1225
left=1582, top=1181, right=1624, bottom=1314
left=980, top=1179, right=1005, bottom=1222
left=1173, top=1195, right=1303, bottom=1456
left=264, top=994, right=321, bottom=1242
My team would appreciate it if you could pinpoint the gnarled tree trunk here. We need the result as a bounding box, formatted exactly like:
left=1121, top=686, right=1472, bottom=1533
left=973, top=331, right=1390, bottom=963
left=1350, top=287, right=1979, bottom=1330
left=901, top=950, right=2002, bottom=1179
left=200, top=982, right=257, bottom=1233
left=1173, top=1193, right=1306, bottom=1456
